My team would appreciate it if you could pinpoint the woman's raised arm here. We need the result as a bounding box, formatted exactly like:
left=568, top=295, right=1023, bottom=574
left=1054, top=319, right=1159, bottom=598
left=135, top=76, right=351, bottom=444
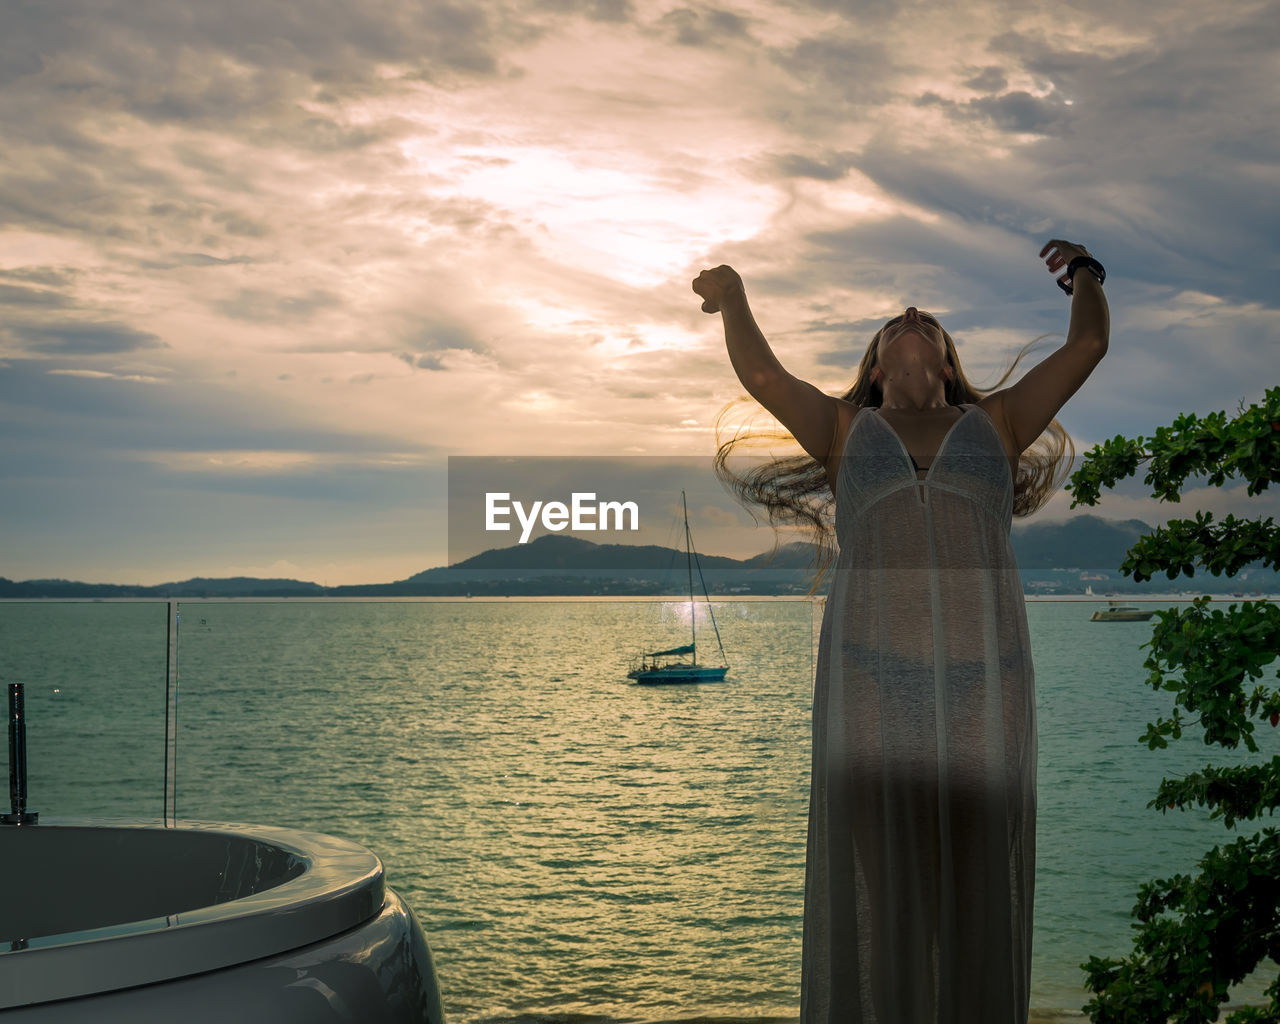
left=694, top=265, right=846, bottom=480
left=989, top=240, right=1110, bottom=456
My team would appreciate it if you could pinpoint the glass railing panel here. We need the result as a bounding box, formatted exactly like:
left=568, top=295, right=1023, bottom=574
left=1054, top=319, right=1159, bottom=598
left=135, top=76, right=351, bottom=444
left=0, top=600, right=169, bottom=821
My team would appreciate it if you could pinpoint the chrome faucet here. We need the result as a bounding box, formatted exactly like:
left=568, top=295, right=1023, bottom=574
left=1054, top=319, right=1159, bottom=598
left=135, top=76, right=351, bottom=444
left=3, top=683, right=37, bottom=825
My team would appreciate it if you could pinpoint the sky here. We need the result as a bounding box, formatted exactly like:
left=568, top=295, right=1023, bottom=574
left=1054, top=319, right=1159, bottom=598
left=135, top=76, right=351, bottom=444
left=1, top=0, right=1277, bottom=586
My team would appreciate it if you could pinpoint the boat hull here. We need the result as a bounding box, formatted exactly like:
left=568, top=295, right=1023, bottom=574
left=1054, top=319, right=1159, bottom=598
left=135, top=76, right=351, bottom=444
left=629, top=666, right=728, bottom=684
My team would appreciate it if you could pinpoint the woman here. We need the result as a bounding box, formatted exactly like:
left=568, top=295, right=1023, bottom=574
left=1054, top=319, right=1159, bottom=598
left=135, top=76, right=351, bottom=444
left=692, top=241, right=1109, bottom=1024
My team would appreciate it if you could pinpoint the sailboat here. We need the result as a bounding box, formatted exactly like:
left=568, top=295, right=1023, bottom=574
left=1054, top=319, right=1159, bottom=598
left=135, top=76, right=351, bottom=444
left=627, top=491, right=729, bottom=684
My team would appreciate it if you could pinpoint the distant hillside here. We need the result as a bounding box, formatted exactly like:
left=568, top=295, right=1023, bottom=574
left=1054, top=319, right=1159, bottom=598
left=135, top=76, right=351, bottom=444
left=405, top=533, right=749, bottom=575
left=1010, top=514, right=1154, bottom=569
left=0, top=576, right=327, bottom=599
left=5, top=514, right=1278, bottom=597
left=399, top=513, right=1158, bottom=577
left=157, top=577, right=328, bottom=597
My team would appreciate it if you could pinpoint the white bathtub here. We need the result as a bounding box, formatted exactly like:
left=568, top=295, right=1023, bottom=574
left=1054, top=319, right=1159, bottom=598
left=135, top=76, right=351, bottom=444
left=0, top=819, right=445, bottom=1022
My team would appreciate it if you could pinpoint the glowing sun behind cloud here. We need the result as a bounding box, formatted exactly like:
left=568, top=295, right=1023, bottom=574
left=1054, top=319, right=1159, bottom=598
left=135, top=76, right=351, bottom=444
left=399, top=138, right=779, bottom=288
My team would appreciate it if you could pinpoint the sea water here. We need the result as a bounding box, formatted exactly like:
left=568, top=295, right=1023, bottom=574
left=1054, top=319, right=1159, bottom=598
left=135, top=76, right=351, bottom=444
left=1, top=597, right=1276, bottom=1021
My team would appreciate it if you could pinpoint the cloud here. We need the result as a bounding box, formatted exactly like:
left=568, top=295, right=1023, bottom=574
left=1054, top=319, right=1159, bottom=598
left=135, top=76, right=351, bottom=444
left=963, top=66, right=1008, bottom=93
left=1, top=1, right=516, bottom=109
left=770, top=34, right=896, bottom=106
left=771, top=151, right=860, bottom=181
left=0, top=265, right=79, bottom=288
left=657, top=6, right=754, bottom=47
left=212, top=287, right=343, bottom=323
left=46, top=368, right=165, bottom=383
left=850, top=145, right=1059, bottom=240
left=402, top=353, right=447, bottom=371
left=917, top=89, right=1071, bottom=134
left=0, top=357, right=443, bottom=463
left=139, top=252, right=257, bottom=270
left=0, top=283, right=74, bottom=308
left=7, top=321, right=166, bottom=355
left=401, top=317, right=488, bottom=356
left=536, top=0, right=635, bottom=22
left=789, top=0, right=899, bottom=21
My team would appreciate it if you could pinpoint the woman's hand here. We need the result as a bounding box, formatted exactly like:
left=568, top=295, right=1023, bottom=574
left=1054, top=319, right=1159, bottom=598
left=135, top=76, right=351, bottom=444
left=1039, top=239, right=1095, bottom=293
left=692, top=265, right=746, bottom=314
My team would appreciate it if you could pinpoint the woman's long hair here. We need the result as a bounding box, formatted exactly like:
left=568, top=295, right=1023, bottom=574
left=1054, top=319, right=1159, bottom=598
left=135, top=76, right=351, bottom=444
left=711, top=315, right=1075, bottom=596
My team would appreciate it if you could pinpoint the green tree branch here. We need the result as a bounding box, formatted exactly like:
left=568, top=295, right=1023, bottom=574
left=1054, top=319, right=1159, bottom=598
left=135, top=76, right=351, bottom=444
left=1070, top=386, right=1280, bottom=1022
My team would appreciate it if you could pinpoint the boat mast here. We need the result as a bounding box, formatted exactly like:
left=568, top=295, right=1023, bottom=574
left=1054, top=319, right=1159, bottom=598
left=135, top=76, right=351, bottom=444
left=682, top=490, right=695, bottom=663
left=689, top=526, right=729, bottom=669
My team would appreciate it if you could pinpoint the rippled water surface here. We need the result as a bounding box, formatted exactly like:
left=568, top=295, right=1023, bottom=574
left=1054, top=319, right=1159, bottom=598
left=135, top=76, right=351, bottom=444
left=2, top=597, right=1275, bottom=1020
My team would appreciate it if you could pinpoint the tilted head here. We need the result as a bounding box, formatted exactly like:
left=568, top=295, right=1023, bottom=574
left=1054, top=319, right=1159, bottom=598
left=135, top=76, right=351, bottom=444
left=852, top=307, right=961, bottom=404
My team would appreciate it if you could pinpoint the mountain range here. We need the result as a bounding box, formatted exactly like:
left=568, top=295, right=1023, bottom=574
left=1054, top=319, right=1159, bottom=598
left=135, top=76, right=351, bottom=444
left=3, top=514, right=1276, bottom=598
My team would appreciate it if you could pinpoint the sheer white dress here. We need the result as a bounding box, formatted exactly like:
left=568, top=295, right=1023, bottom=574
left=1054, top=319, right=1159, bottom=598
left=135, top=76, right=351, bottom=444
left=801, top=403, right=1036, bottom=1024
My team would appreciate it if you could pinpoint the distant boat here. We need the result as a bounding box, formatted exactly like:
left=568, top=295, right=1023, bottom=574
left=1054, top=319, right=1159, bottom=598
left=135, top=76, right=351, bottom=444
left=628, top=491, right=729, bottom=685
left=1090, top=600, right=1155, bottom=622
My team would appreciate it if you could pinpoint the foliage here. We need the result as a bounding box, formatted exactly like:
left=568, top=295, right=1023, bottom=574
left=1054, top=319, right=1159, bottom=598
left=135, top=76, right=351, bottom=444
left=1068, top=385, right=1280, bottom=1023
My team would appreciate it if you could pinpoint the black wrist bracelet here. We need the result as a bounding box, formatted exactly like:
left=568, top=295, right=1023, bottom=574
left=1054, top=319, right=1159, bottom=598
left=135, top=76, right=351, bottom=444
left=1059, top=255, right=1106, bottom=296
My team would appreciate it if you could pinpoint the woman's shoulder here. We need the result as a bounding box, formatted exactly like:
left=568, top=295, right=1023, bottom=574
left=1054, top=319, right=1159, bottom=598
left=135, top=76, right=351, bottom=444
left=833, top=396, right=871, bottom=418
left=970, top=393, right=1021, bottom=464
left=972, top=393, right=1001, bottom=418
left=830, top=397, right=871, bottom=439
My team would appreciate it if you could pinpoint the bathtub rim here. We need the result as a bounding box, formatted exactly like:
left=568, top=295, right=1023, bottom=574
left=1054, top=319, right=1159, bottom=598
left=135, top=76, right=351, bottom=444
left=0, top=817, right=386, bottom=1009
